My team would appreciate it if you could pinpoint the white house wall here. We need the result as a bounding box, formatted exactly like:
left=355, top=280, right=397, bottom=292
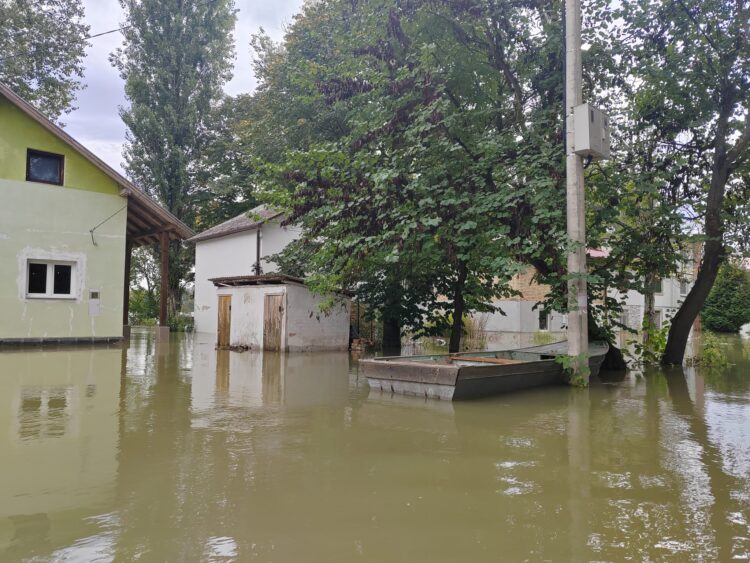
left=193, top=221, right=302, bottom=335
left=479, top=301, right=565, bottom=334
left=194, top=231, right=258, bottom=334
left=259, top=221, right=302, bottom=273
left=285, top=283, right=350, bottom=351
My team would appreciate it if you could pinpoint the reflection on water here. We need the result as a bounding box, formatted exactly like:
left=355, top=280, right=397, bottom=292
left=0, top=329, right=749, bottom=561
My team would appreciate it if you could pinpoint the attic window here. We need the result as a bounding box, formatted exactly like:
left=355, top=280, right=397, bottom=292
left=26, top=149, right=64, bottom=185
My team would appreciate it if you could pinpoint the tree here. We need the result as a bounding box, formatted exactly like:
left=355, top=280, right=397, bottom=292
left=112, top=0, right=236, bottom=315
left=0, top=0, right=89, bottom=119
left=611, top=0, right=750, bottom=364
left=257, top=0, right=537, bottom=353
left=701, top=262, right=750, bottom=333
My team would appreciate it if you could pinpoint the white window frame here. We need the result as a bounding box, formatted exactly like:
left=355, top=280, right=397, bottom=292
left=25, top=260, right=77, bottom=300
left=680, top=280, right=689, bottom=296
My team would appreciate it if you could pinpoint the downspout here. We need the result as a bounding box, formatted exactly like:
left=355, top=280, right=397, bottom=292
left=254, top=225, right=263, bottom=275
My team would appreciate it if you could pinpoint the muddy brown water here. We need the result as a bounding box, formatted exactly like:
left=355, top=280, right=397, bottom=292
left=1, top=329, right=749, bottom=561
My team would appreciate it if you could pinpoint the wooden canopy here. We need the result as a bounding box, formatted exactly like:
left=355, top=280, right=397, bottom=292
left=123, top=186, right=193, bottom=247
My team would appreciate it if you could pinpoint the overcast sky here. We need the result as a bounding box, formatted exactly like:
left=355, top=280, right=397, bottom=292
left=65, top=0, right=305, bottom=173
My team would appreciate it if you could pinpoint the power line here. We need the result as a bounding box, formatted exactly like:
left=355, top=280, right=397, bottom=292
left=85, top=0, right=221, bottom=40
left=88, top=25, right=130, bottom=39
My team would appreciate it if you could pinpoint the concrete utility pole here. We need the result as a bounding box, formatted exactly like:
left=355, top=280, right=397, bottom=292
left=565, top=0, right=589, bottom=381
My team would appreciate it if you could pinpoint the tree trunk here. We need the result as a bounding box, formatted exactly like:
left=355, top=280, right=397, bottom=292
left=662, top=243, right=724, bottom=364
left=662, top=117, right=733, bottom=364
left=643, top=283, right=656, bottom=348
left=381, top=316, right=402, bottom=351
left=449, top=263, right=468, bottom=354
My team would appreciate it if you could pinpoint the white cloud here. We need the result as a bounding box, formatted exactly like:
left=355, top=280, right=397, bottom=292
left=65, top=0, right=304, bottom=174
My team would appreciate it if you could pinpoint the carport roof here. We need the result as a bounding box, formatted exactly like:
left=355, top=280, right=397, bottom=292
left=209, top=274, right=306, bottom=287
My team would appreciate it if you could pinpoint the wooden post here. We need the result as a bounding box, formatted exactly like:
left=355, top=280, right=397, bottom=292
left=158, top=231, right=170, bottom=341
left=123, top=239, right=133, bottom=338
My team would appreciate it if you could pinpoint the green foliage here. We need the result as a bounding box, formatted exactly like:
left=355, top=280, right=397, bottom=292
left=686, top=332, right=729, bottom=368
left=128, top=287, right=158, bottom=325
left=251, top=0, right=568, bottom=350
left=168, top=314, right=193, bottom=333
left=0, top=0, right=89, bottom=118
left=556, top=353, right=590, bottom=387
left=606, top=0, right=750, bottom=362
left=628, top=318, right=670, bottom=366
left=702, top=263, right=750, bottom=333
left=113, top=0, right=236, bottom=313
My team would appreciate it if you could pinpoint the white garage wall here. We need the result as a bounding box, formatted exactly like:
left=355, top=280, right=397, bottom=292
left=194, top=232, right=257, bottom=334
left=285, top=284, right=350, bottom=351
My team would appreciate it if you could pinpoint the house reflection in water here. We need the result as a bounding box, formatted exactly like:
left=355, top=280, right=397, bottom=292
left=0, top=345, right=122, bottom=558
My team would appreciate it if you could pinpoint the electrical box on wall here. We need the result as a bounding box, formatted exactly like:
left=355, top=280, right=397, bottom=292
left=573, top=103, right=610, bottom=160
left=89, top=289, right=101, bottom=317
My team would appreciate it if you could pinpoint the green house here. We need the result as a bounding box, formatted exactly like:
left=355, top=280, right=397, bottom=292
left=0, top=83, right=193, bottom=344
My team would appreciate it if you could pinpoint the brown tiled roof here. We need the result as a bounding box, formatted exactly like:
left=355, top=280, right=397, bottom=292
left=188, top=205, right=283, bottom=243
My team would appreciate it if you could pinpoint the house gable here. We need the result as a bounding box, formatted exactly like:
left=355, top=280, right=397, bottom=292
left=0, top=96, right=120, bottom=196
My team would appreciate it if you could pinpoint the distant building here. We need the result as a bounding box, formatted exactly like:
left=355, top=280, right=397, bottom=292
left=476, top=246, right=700, bottom=344
left=189, top=205, right=301, bottom=335
left=0, top=83, right=192, bottom=344
left=190, top=208, right=350, bottom=350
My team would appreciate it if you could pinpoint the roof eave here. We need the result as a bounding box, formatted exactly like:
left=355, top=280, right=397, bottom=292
left=0, top=83, right=194, bottom=240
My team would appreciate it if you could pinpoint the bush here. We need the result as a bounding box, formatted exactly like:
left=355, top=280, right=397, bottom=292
left=701, top=263, right=750, bottom=333
left=686, top=331, right=728, bottom=368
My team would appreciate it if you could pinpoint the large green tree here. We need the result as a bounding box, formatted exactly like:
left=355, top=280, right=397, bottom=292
left=610, top=0, right=750, bottom=364
left=0, top=0, right=89, bottom=119
left=112, top=0, right=236, bottom=314
left=244, top=0, right=666, bottom=360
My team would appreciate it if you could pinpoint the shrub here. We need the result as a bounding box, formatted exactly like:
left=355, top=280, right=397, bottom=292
left=701, top=263, right=750, bottom=333
left=686, top=331, right=728, bottom=368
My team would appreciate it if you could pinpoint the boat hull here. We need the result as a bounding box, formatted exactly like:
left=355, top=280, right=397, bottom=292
left=361, top=341, right=608, bottom=401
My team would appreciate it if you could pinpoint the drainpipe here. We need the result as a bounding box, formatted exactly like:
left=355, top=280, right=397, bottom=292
left=254, top=225, right=262, bottom=275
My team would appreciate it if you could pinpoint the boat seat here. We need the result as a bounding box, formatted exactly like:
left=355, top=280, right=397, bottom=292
left=449, top=356, right=524, bottom=365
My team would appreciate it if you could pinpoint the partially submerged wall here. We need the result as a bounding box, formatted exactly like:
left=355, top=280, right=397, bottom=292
left=285, top=283, right=350, bottom=352
left=217, top=282, right=349, bottom=351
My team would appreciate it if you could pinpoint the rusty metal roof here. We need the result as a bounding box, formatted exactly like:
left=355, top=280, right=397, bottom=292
left=209, top=274, right=306, bottom=287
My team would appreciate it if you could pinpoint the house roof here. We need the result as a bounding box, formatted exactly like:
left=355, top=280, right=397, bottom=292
left=0, top=82, right=194, bottom=246
left=188, top=204, right=283, bottom=243
left=209, top=274, right=306, bottom=287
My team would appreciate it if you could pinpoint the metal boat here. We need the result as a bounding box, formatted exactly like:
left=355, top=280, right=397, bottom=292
left=360, top=341, right=609, bottom=400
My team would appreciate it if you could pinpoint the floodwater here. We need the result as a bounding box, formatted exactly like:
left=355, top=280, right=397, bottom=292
left=1, top=330, right=749, bottom=561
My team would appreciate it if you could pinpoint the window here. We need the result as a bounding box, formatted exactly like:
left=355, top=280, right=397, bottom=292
left=26, top=261, right=75, bottom=298
left=26, top=149, right=64, bottom=185
left=680, top=280, right=689, bottom=295
left=538, top=309, right=549, bottom=331
left=646, top=277, right=663, bottom=294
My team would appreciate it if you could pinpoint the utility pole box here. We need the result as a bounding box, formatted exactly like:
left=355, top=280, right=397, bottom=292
left=573, top=103, right=610, bottom=160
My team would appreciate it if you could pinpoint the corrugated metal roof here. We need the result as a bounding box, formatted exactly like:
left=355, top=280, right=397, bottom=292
left=209, top=274, right=306, bottom=287
left=188, top=205, right=283, bottom=243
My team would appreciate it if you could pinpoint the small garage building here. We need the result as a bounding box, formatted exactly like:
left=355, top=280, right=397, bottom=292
left=210, top=275, right=350, bottom=352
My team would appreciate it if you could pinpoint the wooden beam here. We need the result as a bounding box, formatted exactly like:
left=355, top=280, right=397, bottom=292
left=159, top=231, right=169, bottom=327
left=123, top=239, right=133, bottom=325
